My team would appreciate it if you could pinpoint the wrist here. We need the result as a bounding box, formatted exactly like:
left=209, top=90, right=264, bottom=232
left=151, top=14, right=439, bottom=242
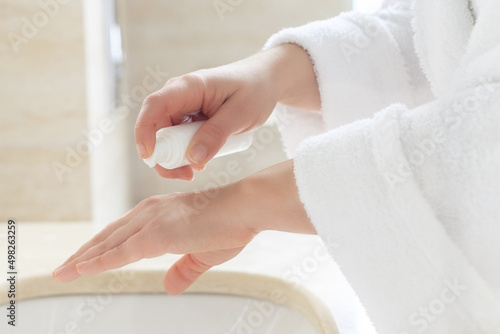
left=233, top=160, right=316, bottom=235
left=185, top=184, right=257, bottom=249
left=266, top=44, right=321, bottom=110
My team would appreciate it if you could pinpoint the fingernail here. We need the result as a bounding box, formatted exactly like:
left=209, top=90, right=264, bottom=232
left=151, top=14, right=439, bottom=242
left=137, top=142, right=147, bottom=158
left=53, top=266, right=65, bottom=279
left=52, top=265, right=81, bottom=282
left=187, top=144, right=207, bottom=165
left=192, top=165, right=206, bottom=172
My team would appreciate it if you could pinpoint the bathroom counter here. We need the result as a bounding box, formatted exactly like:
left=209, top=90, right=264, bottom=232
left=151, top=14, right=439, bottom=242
left=0, top=221, right=371, bottom=332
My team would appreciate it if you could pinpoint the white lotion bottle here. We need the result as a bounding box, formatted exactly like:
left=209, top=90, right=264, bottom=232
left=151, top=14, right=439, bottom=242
left=143, top=121, right=254, bottom=169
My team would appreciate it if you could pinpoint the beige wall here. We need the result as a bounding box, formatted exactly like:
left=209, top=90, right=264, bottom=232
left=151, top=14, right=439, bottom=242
left=0, top=0, right=90, bottom=221
left=0, top=0, right=350, bottom=223
left=118, top=0, right=349, bottom=204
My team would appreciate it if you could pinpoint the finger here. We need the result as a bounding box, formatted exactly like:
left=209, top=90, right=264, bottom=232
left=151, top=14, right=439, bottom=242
left=186, top=95, right=252, bottom=167
left=153, top=164, right=195, bottom=181
left=53, top=219, right=144, bottom=282
left=163, top=254, right=212, bottom=296
left=55, top=215, right=131, bottom=269
left=135, top=76, right=205, bottom=159
left=163, top=248, right=244, bottom=295
left=191, top=164, right=206, bottom=172
left=75, top=232, right=145, bottom=277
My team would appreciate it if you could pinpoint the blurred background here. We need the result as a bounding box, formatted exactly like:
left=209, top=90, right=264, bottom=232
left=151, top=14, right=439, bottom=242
left=0, top=0, right=383, bottom=226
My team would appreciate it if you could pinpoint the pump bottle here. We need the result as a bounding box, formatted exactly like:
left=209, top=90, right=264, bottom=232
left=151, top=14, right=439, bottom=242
left=143, top=121, right=254, bottom=169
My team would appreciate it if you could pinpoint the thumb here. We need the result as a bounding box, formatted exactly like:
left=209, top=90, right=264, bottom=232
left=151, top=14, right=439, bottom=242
left=186, top=105, right=244, bottom=166
left=163, top=254, right=212, bottom=295
left=163, top=248, right=243, bottom=295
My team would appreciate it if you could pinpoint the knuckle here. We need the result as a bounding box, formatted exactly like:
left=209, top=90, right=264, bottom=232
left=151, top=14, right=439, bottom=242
left=115, top=243, right=133, bottom=262
left=164, top=76, right=180, bottom=86
left=91, top=230, right=106, bottom=243
left=189, top=255, right=210, bottom=273
left=140, top=195, right=163, bottom=208
left=164, top=72, right=203, bottom=86
left=90, top=234, right=105, bottom=246
left=201, top=122, right=228, bottom=144
left=177, top=72, right=206, bottom=90
left=94, top=240, right=110, bottom=254
left=180, top=72, right=201, bottom=84
left=148, top=195, right=163, bottom=203
left=122, top=237, right=145, bottom=263
left=142, top=94, right=156, bottom=106
left=133, top=120, right=145, bottom=131
left=93, top=254, right=104, bottom=267
left=141, top=92, right=160, bottom=108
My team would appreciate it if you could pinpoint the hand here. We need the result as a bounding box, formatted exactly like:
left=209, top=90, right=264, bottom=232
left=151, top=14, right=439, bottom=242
left=135, top=44, right=320, bottom=181
left=52, top=190, right=255, bottom=295
left=52, top=160, right=316, bottom=295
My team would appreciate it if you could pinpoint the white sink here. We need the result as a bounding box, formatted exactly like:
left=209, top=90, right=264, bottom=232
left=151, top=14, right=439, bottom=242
left=0, top=270, right=338, bottom=333
left=5, top=293, right=318, bottom=333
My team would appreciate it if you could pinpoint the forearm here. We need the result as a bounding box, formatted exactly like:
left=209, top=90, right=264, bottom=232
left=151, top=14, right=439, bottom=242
left=229, top=159, right=316, bottom=235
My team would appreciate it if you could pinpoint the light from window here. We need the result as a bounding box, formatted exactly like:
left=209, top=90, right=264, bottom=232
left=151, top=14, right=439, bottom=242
left=353, top=0, right=384, bottom=12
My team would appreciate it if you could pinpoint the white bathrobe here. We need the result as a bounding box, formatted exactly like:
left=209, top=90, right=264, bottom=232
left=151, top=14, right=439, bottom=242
left=265, top=0, right=500, bottom=333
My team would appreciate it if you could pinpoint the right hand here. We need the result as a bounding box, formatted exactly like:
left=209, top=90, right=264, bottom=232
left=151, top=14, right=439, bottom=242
left=134, top=44, right=320, bottom=181
left=135, top=51, right=278, bottom=181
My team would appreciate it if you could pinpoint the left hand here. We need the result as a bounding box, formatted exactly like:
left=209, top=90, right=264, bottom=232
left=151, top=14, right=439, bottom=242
left=52, top=160, right=315, bottom=295
left=52, top=190, right=255, bottom=295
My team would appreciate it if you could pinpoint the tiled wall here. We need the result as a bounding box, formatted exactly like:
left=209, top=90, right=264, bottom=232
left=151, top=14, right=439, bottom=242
left=118, top=0, right=348, bottom=204
left=0, top=0, right=90, bottom=222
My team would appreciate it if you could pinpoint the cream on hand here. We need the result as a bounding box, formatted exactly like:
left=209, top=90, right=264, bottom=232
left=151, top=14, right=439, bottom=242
left=143, top=121, right=254, bottom=169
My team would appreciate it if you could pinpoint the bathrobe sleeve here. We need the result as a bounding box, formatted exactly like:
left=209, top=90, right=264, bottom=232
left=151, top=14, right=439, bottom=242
left=266, top=1, right=500, bottom=334
left=294, top=96, right=500, bottom=334
left=264, top=0, right=433, bottom=156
